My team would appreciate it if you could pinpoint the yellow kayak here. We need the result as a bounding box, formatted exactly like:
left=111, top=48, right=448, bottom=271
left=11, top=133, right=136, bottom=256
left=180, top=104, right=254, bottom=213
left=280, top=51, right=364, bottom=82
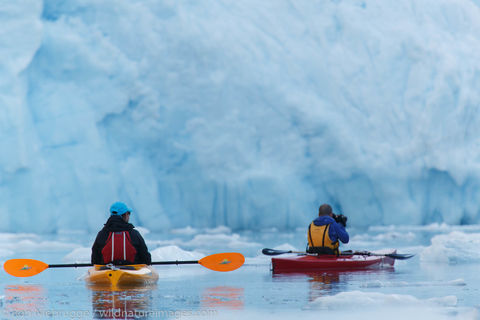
left=86, top=264, right=159, bottom=288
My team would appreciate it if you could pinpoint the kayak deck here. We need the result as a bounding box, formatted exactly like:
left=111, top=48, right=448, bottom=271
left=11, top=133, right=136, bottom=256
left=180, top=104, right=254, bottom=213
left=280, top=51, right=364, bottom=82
left=86, top=264, right=159, bottom=288
left=271, top=250, right=396, bottom=273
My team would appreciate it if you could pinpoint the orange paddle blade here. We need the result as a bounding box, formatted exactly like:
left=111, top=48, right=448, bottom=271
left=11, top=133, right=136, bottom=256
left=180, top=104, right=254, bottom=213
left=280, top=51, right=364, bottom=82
left=199, top=252, right=245, bottom=272
left=4, top=259, right=49, bottom=277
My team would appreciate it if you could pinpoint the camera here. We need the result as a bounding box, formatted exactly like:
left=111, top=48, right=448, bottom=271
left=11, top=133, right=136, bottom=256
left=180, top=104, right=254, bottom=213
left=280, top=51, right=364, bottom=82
left=333, top=213, right=347, bottom=227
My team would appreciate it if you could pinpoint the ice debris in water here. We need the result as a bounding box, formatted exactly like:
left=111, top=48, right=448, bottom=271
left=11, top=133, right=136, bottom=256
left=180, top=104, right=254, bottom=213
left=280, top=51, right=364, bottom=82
left=64, top=247, right=91, bottom=263
left=361, top=279, right=466, bottom=288
left=307, top=291, right=458, bottom=310
left=420, top=231, right=480, bottom=263
left=150, top=245, right=205, bottom=261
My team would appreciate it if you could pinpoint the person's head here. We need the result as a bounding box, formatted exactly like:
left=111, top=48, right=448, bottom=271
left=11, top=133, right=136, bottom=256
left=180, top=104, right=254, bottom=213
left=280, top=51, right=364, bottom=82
left=318, top=204, right=333, bottom=217
left=110, top=202, right=132, bottom=222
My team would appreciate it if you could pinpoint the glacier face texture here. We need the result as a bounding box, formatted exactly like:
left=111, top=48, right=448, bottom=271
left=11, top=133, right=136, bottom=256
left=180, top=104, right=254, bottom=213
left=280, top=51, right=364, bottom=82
left=1, top=0, right=480, bottom=233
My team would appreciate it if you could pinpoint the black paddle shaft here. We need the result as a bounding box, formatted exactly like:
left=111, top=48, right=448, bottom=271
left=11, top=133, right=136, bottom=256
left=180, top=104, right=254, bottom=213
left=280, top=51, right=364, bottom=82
left=151, top=260, right=199, bottom=265
left=262, top=248, right=294, bottom=256
left=48, top=261, right=200, bottom=268
left=48, top=263, right=93, bottom=268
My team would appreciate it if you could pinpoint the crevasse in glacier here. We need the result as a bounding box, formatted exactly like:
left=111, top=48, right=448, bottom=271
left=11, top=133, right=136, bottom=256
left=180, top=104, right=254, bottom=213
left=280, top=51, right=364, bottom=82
left=1, top=0, right=480, bottom=233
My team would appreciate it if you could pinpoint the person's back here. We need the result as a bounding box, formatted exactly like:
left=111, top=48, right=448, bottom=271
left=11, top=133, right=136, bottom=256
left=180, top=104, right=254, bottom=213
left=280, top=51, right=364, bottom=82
left=307, top=204, right=349, bottom=255
left=91, top=202, right=151, bottom=265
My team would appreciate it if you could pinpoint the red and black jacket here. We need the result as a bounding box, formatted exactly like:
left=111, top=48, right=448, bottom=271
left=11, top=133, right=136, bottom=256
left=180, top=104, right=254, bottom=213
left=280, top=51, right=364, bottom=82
left=91, top=215, right=151, bottom=265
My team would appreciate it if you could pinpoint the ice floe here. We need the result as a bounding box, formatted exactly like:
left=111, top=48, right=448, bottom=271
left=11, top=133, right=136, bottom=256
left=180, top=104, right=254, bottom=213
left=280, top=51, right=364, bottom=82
left=420, top=231, right=480, bottom=263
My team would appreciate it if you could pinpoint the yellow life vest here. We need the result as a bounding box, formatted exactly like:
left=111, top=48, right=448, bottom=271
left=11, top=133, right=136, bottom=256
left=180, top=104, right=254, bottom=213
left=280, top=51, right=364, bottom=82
left=307, top=222, right=339, bottom=255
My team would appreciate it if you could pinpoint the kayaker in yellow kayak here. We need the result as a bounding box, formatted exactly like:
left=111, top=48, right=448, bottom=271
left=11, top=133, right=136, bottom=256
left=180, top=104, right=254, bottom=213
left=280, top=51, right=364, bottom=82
left=307, top=204, right=349, bottom=255
left=91, top=202, right=152, bottom=265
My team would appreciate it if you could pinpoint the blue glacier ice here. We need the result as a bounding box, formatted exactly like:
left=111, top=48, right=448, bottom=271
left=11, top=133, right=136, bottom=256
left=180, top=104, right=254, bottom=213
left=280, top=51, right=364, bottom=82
left=1, top=0, right=480, bottom=233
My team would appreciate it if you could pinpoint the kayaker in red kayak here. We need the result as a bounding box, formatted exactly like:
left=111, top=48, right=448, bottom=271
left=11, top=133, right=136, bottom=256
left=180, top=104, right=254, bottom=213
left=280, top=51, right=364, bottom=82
left=91, top=202, right=152, bottom=265
left=307, top=204, right=349, bottom=255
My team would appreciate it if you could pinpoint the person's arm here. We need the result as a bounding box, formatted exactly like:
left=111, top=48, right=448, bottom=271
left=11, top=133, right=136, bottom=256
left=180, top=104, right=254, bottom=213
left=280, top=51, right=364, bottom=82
left=91, top=231, right=105, bottom=264
left=132, top=230, right=152, bottom=264
left=331, top=223, right=349, bottom=244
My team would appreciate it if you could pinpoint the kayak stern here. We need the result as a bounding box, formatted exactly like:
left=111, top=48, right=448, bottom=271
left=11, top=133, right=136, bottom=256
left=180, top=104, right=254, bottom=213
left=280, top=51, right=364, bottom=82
left=86, top=265, right=159, bottom=288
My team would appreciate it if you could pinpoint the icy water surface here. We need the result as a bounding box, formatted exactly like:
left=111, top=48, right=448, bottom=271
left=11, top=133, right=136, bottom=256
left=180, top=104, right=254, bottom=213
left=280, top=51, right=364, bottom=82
left=1, top=225, right=479, bottom=319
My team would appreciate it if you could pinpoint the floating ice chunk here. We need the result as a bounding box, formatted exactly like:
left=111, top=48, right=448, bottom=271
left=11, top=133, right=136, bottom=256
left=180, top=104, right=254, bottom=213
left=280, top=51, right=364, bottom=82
left=63, top=245, right=206, bottom=264
left=64, top=247, right=91, bottom=263
left=0, top=233, right=38, bottom=241
left=169, top=226, right=232, bottom=236
left=361, top=279, right=466, bottom=288
left=0, top=239, right=80, bottom=253
left=135, top=226, right=150, bottom=236
left=447, top=279, right=467, bottom=286
left=183, top=233, right=260, bottom=249
left=420, top=231, right=480, bottom=263
left=57, top=229, right=89, bottom=235
left=205, top=226, right=232, bottom=234
left=246, top=243, right=300, bottom=265
left=370, top=224, right=480, bottom=233
left=213, top=308, right=478, bottom=320
left=352, top=231, right=416, bottom=244
left=0, top=233, right=36, bottom=256
left=308, top=291, right=457, bottom=310
left=369, top=223, right=450, bottom=232
left=149, top=246, right=209, bottom=278
left=150, top=245, right=204, bottom=261
left=272, top=243, right=299, bottom=252
left=0, top=248, right=14, bottom=258
left=244, top=255, right=271, bottom=266
left=146, top=239, right=180, bottom=248
left=170, top=226, right=198, bottom=235
left=361, top=280, right=385, bottom=288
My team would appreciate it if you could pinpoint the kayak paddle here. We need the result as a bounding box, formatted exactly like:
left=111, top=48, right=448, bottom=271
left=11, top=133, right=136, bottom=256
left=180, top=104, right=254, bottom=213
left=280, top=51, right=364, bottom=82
left=261, top=248, right=414, bottom=260
left=151, top=252, right=245, bottom=272
left=350, top=250, right=415, bottom=260
left=3, top=252, right=245, bottom=277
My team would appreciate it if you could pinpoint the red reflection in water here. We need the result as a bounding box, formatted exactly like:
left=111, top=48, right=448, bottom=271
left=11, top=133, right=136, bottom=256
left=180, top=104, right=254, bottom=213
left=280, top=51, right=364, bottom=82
left=201, top=286, right=244, bottom=310
left=3, top=285, right=46, bottom=317
left=273, top=268, right=395, bottom=301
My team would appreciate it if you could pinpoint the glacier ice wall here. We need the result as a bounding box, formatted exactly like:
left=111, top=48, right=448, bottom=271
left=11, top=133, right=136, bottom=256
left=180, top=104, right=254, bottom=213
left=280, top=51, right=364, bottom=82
left=1, top=0, right=480, bottom=233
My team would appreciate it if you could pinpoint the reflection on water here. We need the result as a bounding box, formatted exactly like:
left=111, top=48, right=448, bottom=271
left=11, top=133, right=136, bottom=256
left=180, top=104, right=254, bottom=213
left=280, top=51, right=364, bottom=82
left=307, top=272, right=341, bottom=301
left=273, top=268, right=396, bottom=302
left=201, top=286, right=244, bottom=310
left=3, top=285, right=46, bottom=318
left=90, top=285, right=156, bottom=320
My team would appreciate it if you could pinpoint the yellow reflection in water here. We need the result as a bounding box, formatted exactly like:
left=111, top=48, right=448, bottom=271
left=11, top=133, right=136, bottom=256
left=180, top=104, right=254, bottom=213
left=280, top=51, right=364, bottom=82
left=89, top=285, right=156, bottom=319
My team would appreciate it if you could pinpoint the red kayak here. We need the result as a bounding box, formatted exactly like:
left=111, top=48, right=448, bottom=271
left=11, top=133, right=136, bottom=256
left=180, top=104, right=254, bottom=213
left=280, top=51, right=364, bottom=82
left=271, top=250, right=396, bottom=273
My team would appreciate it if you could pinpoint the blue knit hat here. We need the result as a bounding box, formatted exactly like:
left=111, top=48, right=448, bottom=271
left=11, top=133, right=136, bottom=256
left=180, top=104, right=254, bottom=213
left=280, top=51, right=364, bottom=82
left=110, top=202, right=132, bottom=216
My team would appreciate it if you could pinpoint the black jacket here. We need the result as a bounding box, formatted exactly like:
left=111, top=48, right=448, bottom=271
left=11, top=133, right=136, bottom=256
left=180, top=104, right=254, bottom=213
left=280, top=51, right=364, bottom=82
left=91, top=215, right=152, bottom=265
